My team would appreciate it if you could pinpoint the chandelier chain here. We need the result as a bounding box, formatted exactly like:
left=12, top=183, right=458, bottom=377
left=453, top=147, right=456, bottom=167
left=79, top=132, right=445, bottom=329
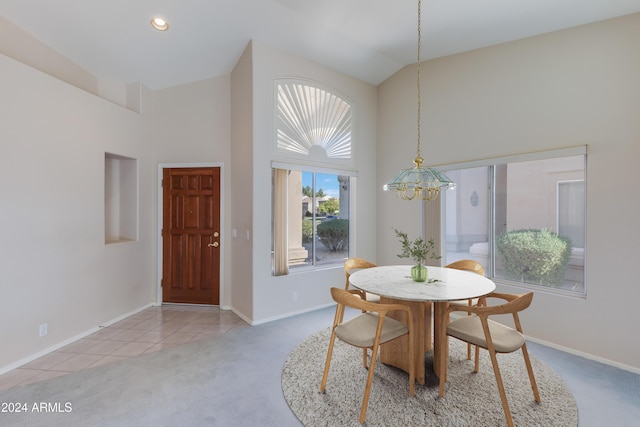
left=416, top=0, right=422, bottom=160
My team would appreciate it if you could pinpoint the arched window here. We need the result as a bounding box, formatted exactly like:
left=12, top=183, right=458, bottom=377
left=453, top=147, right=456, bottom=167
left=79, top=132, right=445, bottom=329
left=272, top=80, right=355, bottom=275
left=274, top=80, right=353, bottom=165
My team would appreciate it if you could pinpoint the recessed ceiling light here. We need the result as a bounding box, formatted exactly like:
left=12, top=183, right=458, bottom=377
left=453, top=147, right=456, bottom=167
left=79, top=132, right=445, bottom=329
left=150, top=17, right=169, bottom=31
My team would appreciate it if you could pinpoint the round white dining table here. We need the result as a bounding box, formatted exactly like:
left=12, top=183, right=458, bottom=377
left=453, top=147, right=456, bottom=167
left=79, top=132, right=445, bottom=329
left=349, top=265, right=496, bottom=384
left=349, top=265, right=495, bottom=302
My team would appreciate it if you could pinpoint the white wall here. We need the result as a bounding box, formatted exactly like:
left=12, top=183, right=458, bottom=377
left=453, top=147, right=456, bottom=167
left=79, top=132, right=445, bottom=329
left=377, top=14, right=640, bottom=371
left=0, top=53, right=154, bottom=370
left=152, top=76, right=233, bottom=308
left=245, top=41, right=378, bottom=323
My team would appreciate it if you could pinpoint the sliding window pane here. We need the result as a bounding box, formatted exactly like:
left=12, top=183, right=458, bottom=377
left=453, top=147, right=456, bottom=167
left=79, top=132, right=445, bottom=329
left=443, top=167, right=490, bottom=272
left=494, top=156, right=585, bottom=292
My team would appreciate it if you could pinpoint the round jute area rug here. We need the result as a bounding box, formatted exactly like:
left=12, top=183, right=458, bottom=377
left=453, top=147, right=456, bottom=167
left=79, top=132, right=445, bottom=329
left=282, top=328, right=578, bottom=427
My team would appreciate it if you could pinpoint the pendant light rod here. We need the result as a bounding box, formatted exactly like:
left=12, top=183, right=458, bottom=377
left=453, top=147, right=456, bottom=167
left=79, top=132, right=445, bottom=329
left=382, top=0, right=455, bottom=201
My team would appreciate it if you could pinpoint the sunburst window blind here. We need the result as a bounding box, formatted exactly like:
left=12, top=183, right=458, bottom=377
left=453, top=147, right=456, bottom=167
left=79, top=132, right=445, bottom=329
left=275, top=80, right=353, bottom=164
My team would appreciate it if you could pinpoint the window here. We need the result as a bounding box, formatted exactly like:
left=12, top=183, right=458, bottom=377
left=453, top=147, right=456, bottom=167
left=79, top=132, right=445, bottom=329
left=274, top=79, right=353, bottom=167
left=272, top=169, right=350, bottom=275
left=271, top=79, right=354, bottom=275
left=442, top=148, right=586, bottom=295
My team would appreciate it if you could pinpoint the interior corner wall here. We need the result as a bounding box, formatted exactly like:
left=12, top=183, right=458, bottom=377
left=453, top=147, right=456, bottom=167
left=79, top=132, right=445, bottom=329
left=377, top=14, right=640, bottom=371
left=229, top=43, right=255, bottom=320
left=0, top=53, right=154, bottom=371
left=248, top=40, right=378, bottom=323
left=376, top=62, right=426, bottom=265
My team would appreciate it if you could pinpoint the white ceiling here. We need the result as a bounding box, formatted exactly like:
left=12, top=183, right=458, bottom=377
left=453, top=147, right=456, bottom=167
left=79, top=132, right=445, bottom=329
left=1, top=0, right=639, bottom=90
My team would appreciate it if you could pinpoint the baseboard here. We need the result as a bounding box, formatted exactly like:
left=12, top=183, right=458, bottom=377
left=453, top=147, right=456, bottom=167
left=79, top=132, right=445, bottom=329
left=248, top=302, right=336, bottom=326
left=227, top=307, right=251, bottom=325
left=525, top=335, right=640, bottom=375
left=0, top=303, right=155, bottom=377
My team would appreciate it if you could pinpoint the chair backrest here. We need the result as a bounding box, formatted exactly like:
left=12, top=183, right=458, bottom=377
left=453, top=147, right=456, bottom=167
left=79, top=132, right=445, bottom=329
left=344, top=258, right=377, bottom=290
left=481, top=292, right=533, bottom=317
left=444, top=292, right=534, bottom=354
left=331, top=287, right=385, bottom=315
left=445, top=259, right=485, bottom=276
left=330, top=287, right=413, bottom=321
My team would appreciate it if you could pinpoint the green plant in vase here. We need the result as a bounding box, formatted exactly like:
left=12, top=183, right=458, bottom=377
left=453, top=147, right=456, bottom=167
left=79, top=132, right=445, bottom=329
left=394, top=228, right=441, bottom=282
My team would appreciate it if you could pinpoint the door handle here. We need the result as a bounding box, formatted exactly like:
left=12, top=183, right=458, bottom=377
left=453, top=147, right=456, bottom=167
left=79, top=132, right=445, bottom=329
left=208, top=242, right=219, bottom=247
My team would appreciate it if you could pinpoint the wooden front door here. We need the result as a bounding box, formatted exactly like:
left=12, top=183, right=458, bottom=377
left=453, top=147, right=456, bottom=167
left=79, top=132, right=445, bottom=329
left=162, top=167, right=220, bottom=305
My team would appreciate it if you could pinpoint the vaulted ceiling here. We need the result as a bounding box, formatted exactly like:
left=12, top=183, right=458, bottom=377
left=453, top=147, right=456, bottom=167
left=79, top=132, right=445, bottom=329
left=1, top=0, right=639, bottom=90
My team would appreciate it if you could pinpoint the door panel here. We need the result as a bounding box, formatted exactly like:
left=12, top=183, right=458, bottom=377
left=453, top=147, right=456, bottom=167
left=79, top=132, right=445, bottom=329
left=162, top=167, right=220, bottom=304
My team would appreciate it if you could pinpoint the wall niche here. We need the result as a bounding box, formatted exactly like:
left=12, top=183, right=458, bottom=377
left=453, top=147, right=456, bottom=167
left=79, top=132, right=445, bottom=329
left=105, top=152, right=138, bottom=244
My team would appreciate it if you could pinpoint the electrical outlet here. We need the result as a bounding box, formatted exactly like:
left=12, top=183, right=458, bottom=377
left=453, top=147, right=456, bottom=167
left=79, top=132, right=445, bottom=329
left=39, top=323, right=48, bottom=337
left=292, top=292, right=298, bottom=302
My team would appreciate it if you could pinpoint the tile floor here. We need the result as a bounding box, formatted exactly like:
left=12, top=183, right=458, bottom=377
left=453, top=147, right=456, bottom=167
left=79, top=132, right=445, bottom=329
left=0, top=305, right=249, bottom=392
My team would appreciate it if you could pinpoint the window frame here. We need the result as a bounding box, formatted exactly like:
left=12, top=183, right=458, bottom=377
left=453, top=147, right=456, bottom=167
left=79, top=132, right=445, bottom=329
left=439, top=146, right=587, bottom=297
left=271, top=163, right=355, bottom=276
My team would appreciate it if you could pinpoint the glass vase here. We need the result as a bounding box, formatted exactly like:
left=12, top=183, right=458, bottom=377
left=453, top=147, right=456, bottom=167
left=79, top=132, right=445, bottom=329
left=411, top=264, right=428, bottom=282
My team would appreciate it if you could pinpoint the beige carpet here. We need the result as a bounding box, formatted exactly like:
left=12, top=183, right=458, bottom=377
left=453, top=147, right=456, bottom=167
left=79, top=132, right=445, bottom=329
left=282, top=328, right=578, bottom=426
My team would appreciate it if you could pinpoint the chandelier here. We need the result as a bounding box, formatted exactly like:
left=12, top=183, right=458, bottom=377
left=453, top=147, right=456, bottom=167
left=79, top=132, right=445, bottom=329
left=383, top=0, right=455, bottom=201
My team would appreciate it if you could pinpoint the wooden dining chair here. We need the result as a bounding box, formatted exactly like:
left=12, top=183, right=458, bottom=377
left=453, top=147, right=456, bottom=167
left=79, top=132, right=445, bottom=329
left=344, top=257, right=380, bottom=303
left=438, top=292, right=540, bottom=427
left=445, top=259, right=484, bottom=276
left=445, top=259, right=485, bottom=360
left=321, top=287, right=415, bottom=424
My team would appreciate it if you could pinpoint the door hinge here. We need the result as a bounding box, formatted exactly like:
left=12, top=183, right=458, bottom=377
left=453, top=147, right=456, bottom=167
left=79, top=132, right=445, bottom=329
left=161, top=279, right=163, bottom=288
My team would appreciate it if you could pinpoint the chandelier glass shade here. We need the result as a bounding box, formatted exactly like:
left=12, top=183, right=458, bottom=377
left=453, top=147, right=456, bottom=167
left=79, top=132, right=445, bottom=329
left=383, top=0, right=455, bottom=201
left=383, top=155, right=455, bottom=201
